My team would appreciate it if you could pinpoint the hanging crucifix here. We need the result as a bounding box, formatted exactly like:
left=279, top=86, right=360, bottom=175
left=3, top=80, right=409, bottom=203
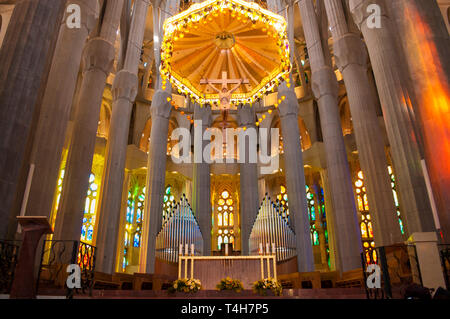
left=201, top=71, right=249, bottom=110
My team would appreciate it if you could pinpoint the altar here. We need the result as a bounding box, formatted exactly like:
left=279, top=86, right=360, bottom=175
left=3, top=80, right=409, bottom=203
left=178, top=255, right=277, bottom=290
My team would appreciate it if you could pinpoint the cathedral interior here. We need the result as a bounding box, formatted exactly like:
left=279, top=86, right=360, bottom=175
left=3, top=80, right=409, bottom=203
left=0, top=0, right=449, bottom=299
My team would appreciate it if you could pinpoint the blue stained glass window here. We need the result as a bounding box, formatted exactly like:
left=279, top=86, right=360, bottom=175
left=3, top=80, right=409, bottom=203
left=87, top=225, right=94, bottom=242
left=311, top=206, right=316, bottom=221
left=133, top=232, right=140, bottom=248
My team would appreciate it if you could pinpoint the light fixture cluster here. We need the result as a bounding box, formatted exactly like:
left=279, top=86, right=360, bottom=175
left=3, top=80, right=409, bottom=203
left=160, top=0, right=292, bottom=107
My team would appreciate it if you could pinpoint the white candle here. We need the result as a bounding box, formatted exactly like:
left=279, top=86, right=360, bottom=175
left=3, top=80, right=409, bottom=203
left=225, top=244, right=229, bottom=256
left=191, top=244, right=195, bottom=256
left=259, top=243, right=263, bottom=255
left=185, top=244, right=189, bottom=256
left=179, top=244, right=183, bottom=256
left=266, top=243, right=270, bottom=255
left=272, top=243, right=276, bottom=255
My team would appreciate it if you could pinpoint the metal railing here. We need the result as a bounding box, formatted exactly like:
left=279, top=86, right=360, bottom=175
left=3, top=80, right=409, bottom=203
left=36, top=240, right=96, bottom=298
left=361, top=243, right=422, bottom=299
left=249, top=195, right=296, bottom=262
left=438, top=244, right=450, bottom=290
left=0, top=240, right=21, bottom=294
left=156, top=195, right=203, bottom=262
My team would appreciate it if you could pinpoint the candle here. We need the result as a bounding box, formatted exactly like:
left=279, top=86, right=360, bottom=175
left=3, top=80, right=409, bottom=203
left=259, top=243, right=263, bottom=255
left=179, top=244, right=183, bottom=256
left=185, top=244, right=189, bottom=256
left=266, top=243, right=270, bottom=255
left=191, top=244, right=195, bottom=256
left=272, top=243, right=276, bottom=255
left=225, top=244, right=229, bottom=256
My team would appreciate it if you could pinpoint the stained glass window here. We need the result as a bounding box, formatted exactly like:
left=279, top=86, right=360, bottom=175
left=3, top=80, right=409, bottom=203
left=81, top=173, right=99, bottom=244
left=216, top=189, right=236, bottom=250
left=388, top=166, right=405, bottom=235
left=122, top=185, right=146, bottom=272
left=355, top=170, right=376, bottom=264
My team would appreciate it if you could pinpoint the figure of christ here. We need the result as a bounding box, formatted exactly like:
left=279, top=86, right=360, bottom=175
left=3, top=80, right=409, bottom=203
left=201, top=71, right=249, bottom=110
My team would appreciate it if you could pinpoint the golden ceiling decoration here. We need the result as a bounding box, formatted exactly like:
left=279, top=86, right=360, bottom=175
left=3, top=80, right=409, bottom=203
left=161, top=0, right=291, bottom=106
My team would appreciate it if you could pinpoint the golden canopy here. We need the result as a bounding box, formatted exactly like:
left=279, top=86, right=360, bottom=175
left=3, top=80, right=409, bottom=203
left=160, top=0, right=291, bottom=106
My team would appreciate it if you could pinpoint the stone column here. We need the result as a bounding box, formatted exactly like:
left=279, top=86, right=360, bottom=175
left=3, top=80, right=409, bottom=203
left=0, top=0, right=66, bottom=239
left=350, top=0, right=435, bottom=237
left=139, top=89, right=173, bottom=273
left=299, top=0, right=362, bottom=272
left=95, top=0, right=149, bottom=274
left=387, top=0, right=450, bottom=242
left=25, top=1, right=98, bottom=225
left=192, top=104, right=212, bottom=255
left=53, top=1, right=124, bottom=241
left=237, top=105, right=259, bottom=256
left=324, top=0, right=403, bottom=246
left=278, top=84, right=314, bottom=272
left=407, top=232, right=446, bottom=291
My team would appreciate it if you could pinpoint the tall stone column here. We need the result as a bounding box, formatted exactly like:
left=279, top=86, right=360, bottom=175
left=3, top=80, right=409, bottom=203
left=53, top=1, right=124, bottom=241
left=324, top=0, right=403, bottom=246
left=387, top=0, right=450, bottom=241
left=192, top=104, right=212, bottom=255
left=139, top=90, right=172, bottom=274
left=95, top=0, right=149, bottom=273
left=237, top=105, right=259, bottom=256
left=25, top=1, right=98, bottom=224
left=299, top=0, right=362, bottom=272
left=278, top=84, right=314, bottom=272
left=0, top=0, right=66, bottom=239
left=350, top=0, right=435, bottom=237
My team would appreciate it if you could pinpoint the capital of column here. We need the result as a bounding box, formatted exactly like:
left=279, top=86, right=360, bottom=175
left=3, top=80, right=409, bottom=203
left=237, top=104, right=256, bottom=127
left=150, top=89, right=173, bottom=119
left=333, top=33, right=368, bottom=71
left=277, top=85, right=299, bottom=118
left=194, top=104, right=212, bottom=126
left=111, top=70, right=138, bottom=102
left=82, top=37, right=116, bottom=75
left=311, top=66, right=339, bottom=100
left=349, top=0, right=389, bottom=29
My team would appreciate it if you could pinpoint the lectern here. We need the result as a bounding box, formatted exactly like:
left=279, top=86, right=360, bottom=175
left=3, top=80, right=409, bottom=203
left=10, top=216, right=53, bottom=299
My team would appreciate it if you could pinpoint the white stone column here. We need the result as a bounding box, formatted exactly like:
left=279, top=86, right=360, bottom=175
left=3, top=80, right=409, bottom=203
left=139, top=89, right=172, bottom=273
left=237, top=105, right=259, bottom=256
left=25, top=1, right=98, bottom=223
left=192, top=104, right=212, bottom=255
left=299, top=0, right=362, bottom=272
left=324, top=0, right=403, bottom=246
left=53, top=1, right=125, bottom=241
left=278, top=84, right=314, bottom=272
left=387, top=0, right=450, bottom=242
left=0, top=0, right=67, bottom=239
left=95, top=0, right=149, bottom=273
left=350, top=0, right=435, bottom=236
left=407, top=232, right=446, bottom=291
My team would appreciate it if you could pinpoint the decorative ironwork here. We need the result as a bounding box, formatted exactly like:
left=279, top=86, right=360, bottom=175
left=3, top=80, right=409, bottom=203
left=438, top=244, right=450, bottom=290
left=0, top=240, right=21, bottom=294
left=36, top=240, right=96, bottom=299
left=361, top=243, right=422, bottom=299
left=156, top=195, right=203, bottom=262
left=249, top=194, right=296, bottom=261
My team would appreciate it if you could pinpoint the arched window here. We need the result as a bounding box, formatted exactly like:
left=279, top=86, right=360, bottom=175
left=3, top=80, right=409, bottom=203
left=81, top=174, right=99, bottom=244
left=163, top=185, right=175, bottom=222
left=388, top=166, right=405, bottom=235
left=355, top=170, right=376, bottom=264
left=122, top=185, right=145, bottom=272
left=216, top=190, right=235, bottom=250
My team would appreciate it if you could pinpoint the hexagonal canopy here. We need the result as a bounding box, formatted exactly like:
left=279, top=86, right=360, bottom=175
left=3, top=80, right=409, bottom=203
left=161, top=0, right=291, bottom=106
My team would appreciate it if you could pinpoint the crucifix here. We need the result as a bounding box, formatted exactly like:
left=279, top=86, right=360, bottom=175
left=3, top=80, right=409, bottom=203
left=201, top=71, right=249, bottom=110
